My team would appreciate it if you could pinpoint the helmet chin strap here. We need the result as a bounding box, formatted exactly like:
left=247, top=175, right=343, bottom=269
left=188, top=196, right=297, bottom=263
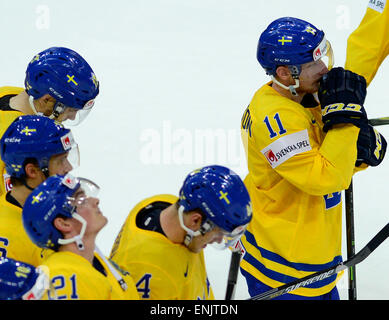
left=271, top=75, right=300, bottom=96
left=58, top=212, right=87, bottom=251
left=28, top=95, right=58, bottom=119
left=178, top=205, right=200, bottom=246
left=28, top=95, right=44, bottom=116
left=271, top=65, right=301, bottom=96
left=178, top=205, right=214, bottom=247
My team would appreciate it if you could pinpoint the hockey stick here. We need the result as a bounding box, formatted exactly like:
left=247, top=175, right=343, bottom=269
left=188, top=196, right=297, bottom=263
left=345, top=115, right=389, bottom=299
left=368, top=117, right=389, bottom=127
left=248, top=222, right=389, bottom=300
left=345, top=182, right=357, bottom=300
left=225, top=250, right=242, bottom=300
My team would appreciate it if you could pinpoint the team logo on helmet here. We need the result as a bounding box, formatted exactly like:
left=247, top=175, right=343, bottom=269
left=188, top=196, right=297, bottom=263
left=60, top=132, right=75, bottom=151
left=246, top=203, right=253, bottom=217
left=218, top=191, right=230, bottom=205
left=92, top=73, right=98, bottom=88
left=84, top=99, right=95, bottom=110
left=278, top=36, right=292, bottom=46
left=30, top=54, right=40, bottom=64
left=304, top=26, right=317, bottom=35
left=31, top=191, right=44, bottom=204
left=66, top=74, right=78, bottom=86
left=313, top=37, right=328, bottom=61
left=62, top=173, right=78, bottom=189
left=11, top=164, right=22, bottom=172
left=20, top=127, right=37, bottom=136
left=3, top=173, right=12, bottom=192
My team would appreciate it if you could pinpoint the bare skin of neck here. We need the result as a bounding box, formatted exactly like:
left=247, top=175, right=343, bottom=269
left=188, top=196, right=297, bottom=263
left=9, top=91, right=54, bottom=116
left=159, top=204, right=186, bottom=244
left=9, top=91, right=36, bottom=114
left=10, top=171, right=46, bottom=207
left=9, top=185, right=32, bottom=207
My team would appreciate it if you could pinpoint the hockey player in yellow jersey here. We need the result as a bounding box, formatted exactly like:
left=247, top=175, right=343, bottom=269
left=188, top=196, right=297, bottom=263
left=0, top=115, right=79, bottom=267
left=0, top=47, right=99, bottom=197
left=110, top=165, right=252, bottom=300
left=22, top=174, right=139, bottom=300
left=239, top=17, right=387, bottom=300
left=345, top=0, right=389, bottom=86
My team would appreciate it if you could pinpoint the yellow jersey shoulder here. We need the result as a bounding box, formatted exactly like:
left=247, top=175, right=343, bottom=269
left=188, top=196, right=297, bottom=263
left=94, top=251, right=139, bottom=300
left=0, top=86, right=24, bottom=97
left=110, top=194, right=214, bottom=300
left=0, top=194, right=46, bottom=266
left=42, top=251, right=112, bottom=300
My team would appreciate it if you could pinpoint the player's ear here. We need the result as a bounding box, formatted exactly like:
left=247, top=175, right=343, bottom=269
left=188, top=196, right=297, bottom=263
left=24, top=162, right=41, bottom=179
left=37, top=94, right=56, bottom=114
left=186, top=211, right=203, bottom=231
left=53, top=216, right=72, bottom=233
left=275, top=65, right=292, bottom=81
left=39, top=94, right=56, bottom=105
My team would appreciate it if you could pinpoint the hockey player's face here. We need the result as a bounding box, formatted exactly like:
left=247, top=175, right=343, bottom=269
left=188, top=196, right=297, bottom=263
left=188, top=228, right=224, bottom=253
left=73, top=190, right=108, bottom=233
left=56, top=107, right=78, bottom=122
left=298, top=59, right=329, bottom=93
left=48, top=152, right=73, bottom=176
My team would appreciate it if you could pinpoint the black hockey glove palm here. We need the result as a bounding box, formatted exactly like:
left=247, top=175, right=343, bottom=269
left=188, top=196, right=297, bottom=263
left=318, top=67, right=368, bottom=132
left=356, top=124, right=387, bottom=167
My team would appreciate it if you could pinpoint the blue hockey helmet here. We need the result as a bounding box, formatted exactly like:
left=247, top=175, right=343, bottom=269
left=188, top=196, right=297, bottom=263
left=257, top=17, right=333, bottom=77
left=177, top=165, right=252, bottom=248
left=25, top=47, right=99, bottom=124
left=0, top=115, right=79, bottom=179
left=0, top=257, right=49, bottom=300
left=22, top=174, right=100, bottom=251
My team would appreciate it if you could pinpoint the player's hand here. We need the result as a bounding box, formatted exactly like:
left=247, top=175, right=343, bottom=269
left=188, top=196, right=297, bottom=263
left=356, top=125, right=387, bottom=167
left=318, top=67, right=367, bottom=106
left=318, top=67, right=368, bottom=132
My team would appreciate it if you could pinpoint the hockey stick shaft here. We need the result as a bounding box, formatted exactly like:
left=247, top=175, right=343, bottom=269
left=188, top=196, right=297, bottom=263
left=225, top=251, right=242, bottom=300
left=368, top=117, right=389, bottom=127
left=249, top=222, right=389, bottom=300
left=345, top=182, right=357, bottom=300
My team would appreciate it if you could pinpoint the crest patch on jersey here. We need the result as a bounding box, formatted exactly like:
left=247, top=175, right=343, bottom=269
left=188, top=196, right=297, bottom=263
left=368, top=0, right=386, bottom=13
left=261, top=129, right=311, bottom=168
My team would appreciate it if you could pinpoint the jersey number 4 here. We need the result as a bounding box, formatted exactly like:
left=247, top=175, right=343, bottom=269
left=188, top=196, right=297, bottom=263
left=136, top=273, right=152, bottom=299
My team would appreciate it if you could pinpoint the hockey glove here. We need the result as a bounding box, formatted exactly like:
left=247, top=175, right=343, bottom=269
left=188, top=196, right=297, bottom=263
left=318, top=67, right=368, bottom=132
left=356, top=124, right=387, bottom=167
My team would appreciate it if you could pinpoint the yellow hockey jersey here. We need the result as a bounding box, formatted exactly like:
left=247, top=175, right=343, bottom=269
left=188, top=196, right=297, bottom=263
left=110, top=194, right=215, bottom=300
left=0, top=87, right=25, bottom=197
left=0, top=193, right=51, bottom=266
left=42, top=250, right=139, bottom=300
left=240, top=83, right=361, bottom=296
left=345, top=1, right=389, bottom=86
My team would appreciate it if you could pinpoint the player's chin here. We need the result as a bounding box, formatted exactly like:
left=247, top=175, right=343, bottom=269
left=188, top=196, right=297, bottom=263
left=99, top=215, right=108, bottom=228
left=303, top=84, right=320, bottom=94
